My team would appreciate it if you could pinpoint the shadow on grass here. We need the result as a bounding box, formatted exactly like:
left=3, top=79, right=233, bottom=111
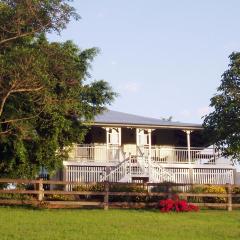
left=0, top=204, right=43, bottom=211
left=0, top=204, right=161, bottom=212
left=0, top=205, right=238, bottom=214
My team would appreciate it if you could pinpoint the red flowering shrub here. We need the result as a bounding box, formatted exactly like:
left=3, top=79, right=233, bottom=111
left=159, top=195, right=199, bottom=212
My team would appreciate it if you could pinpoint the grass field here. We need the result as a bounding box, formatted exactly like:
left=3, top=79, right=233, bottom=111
left=0, top=207, right=240, bottom=240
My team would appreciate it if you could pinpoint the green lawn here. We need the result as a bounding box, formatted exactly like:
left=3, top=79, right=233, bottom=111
left=0, top=207, right=240, bottom=240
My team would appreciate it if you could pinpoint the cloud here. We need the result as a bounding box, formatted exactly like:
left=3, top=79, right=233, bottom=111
left=97, top=12, right=105, bottom=18
left=180, top=109, right=191, bottom=118
left=96, top=8, right=108, bottom=19
left=111, top=60, right=117, bottom=65
left=179, top=106, right=212, bottom=121
left=122, top=82, right=141, bottom=93
left=196, top=106, right=211, bottom=118
left=224, top=41, right=240, bottom=53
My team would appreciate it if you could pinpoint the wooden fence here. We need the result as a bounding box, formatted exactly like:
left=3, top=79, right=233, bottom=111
left=0, top=178, right=240, bottom=211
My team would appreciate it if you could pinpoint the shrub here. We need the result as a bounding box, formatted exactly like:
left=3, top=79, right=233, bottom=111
left=202, top=185, right=227, bottom=203
left=0, top=193, right=34, bottom=201
left=151, top=182, right=180, bottom=193
left=0, top=183, right=36, bottom=201
left=188, top=185, right=227, bottom=203
left=72, top=183, right=104, bottom=201
left=45, top=194, right=75, bottom=201
left=72, top=183, right=149, bottom=202
left=109, top=183, right=149, bottom=202
left=232, top=187, right=240, bottom=203
left=72, top=183, right=104, bottom=192
left=150, top=183, right=181, bottom=203
left=188, top=186, right=207, bottom=203
left=159, top=195, right=199, bottom=212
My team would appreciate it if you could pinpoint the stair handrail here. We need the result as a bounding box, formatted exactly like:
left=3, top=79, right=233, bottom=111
left=136, top=146, right=144, bottom=157
left=136, top=146, right=149, bottom=174
left=149, top=159, right=175, bottom=183
left=101, top=153, right=131, bottom=182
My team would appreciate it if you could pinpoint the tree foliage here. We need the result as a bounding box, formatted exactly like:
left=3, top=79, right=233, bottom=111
left=0, top=0, right=79, bottom=45
left=203, top=52, right=240, bottom=161
left=0, top=0, right=116, bottom=178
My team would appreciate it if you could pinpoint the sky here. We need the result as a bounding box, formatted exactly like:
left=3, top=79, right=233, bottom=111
left=48, top=0, right=240, bottom=124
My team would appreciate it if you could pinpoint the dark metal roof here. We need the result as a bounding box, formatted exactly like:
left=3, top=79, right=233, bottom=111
left=94, top=110, right=203, bottom=130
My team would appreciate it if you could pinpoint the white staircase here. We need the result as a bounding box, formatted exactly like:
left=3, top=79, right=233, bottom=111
left=149, top=160, right=175, bottom=183
left=101, top=156, right=131, bottom=182
left=101, top=147, right=175, bottom=183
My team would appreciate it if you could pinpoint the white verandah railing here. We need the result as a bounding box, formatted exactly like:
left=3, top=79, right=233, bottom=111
left=69, top=144, right=230, bottom=165
left=144, top=146, right=223, bottom=165
left=72, top=144, right=125, bottom=162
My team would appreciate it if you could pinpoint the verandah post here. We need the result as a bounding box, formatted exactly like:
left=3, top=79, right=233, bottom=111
left=227, top=183, right=232, bottom=211
left=186, top=130, right=192, bottom=164
left=104, top=181, right=109, bottom=210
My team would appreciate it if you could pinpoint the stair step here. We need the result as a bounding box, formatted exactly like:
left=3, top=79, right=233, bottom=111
left=132, top=176, right=149, bottom=183
left=131, top=174, right=149, bottom=177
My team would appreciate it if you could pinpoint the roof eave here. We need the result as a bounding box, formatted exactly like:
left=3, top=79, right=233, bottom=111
left=92, top=122, right=203, bottom=130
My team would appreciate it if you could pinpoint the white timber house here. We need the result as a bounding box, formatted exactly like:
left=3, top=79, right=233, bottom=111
left=62, top=110, right=237, bottom=184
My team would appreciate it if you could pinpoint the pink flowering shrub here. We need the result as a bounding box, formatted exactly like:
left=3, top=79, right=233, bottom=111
left=159, top=195, right=199, bottom=212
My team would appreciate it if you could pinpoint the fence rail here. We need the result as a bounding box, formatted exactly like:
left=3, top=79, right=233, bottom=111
left=0, top=178, right=239, bottom=211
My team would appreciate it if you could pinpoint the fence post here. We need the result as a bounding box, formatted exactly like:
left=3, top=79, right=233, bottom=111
left=227, top=183, right=232, bottom=212
left=167, top=184, right=173, bottom=199
left=38, top=178, right=44, bottom=201
left=63, top=166, right=67, bottom=191
left=104, top=181, right=109, bottom=210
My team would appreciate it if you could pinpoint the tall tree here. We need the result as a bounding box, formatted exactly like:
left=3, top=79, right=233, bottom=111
left=0, top=0, right=79, bottom=123
left=203, top=52, right=240, bottom=161
left=0, top=1, right=116, bottom=178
